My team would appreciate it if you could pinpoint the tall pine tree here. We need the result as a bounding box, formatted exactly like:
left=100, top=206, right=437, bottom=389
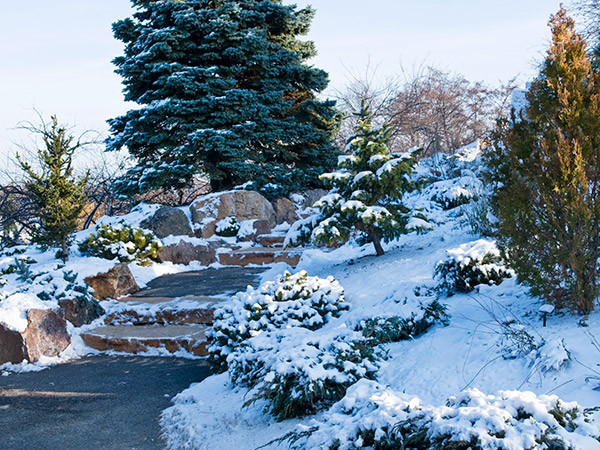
left=487, top=8, right=600, bottom=314
left=107, top=0, right=340, bottom=198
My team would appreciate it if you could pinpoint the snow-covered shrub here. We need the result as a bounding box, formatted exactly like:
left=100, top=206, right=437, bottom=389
left=537, top=338, right=571, bottom=373
left=230, top=327, right=378, bottom=421
left=286, top=379, right=600, bottom=450
left=33, top=269, right=95, bottom=304
left=435, top=240, right=513, bottom=296
left=78, top=223, right=162, bottom=266
left=465, top=197, right=496, bottom=237
left=359, top=299, right=448, bottom=344
left=434, top=187, right=477, bottom=210
left=497, top=320, right=542, bottom=360
left=406, top=212, right=435, bottom=235
left=207, top=270, right=348, bottom=372
left=214, top=216, right=239, bottom=237
left=1, top=257, right=37, bottom=281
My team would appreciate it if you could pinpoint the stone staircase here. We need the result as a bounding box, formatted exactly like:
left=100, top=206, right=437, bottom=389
left=80, top=266, right=272, bottom=357
left=81, top=233, right=303, bottom=357
left=217, top=233, right=302, bottom=267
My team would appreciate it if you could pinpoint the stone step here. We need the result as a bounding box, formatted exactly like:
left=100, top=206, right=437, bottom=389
left=256, top=234, right=286, bottom=247
left=81, top=324, right=209, bottom=356
left=218, top=248, right=301, bottom=267
left=104, top=297, right=223, bottom=326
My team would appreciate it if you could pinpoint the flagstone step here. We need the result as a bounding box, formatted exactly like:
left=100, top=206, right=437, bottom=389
left=217, top=248, right=302, bottom=267
left=81, top=324, right=209, bottom=356
left=255, top=234, right=286, bottom=247
left=104, top=297, right=223, bottom=326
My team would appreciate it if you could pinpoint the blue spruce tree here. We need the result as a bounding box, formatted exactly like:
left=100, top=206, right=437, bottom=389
left=107, top=0, right=341, bottom=198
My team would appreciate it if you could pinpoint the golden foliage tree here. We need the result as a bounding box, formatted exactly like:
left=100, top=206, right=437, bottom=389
left=487, top=8, right=600, bottom=314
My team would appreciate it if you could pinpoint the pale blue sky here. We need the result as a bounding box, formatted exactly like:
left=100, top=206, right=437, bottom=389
left=0, top=0, right=564, bottom=160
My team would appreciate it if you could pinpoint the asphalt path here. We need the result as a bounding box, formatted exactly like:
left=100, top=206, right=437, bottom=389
left=136, top=267, right=267, bottom=298
left=0, top=356, right=210, bottom=450
left=0, top=267, right=267, bottom=449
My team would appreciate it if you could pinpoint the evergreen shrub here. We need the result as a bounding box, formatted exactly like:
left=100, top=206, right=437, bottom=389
left=486, top=8, right=600, bottom=314
left=434, top=241, right=513, bottom=296
left=78, top=224, right=162, bottom=266
left=286, top=380, right=599, bottom=450
left=207, top=271, right=374, bottom=421
left=295, top=103, right=418, bottom=256
left=230, top=328, right=378, bottom=421
left=207, top=270, right=347, bottom=372
left=214, top=217, right=240, bottom=237
left=359, top=300, right=448, bottom=344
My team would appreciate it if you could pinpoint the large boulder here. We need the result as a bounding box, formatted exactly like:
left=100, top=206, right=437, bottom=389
left=158, top=240, right=218, bottom=265
left=190, top=191, right=276, bottom=238
left=0, top=325, right=27, bottom=364
left=0, top=309, right=71, bottom=364
left=59, top=298, right=105, bottom=327
left=84, top=263, right=139, bottom=300
left=140, top=206, right=193, bottom=238
left=272, top=198, right=299, bottom=224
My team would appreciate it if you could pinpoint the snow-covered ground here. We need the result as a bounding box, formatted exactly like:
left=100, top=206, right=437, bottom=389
left=2, top=143, right=600, bottom=448
left=160, top=146, right=600, bottom=449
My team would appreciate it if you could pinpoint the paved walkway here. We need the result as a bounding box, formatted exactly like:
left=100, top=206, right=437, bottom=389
left=0, top=356, right=210, bottom=450
left=134, top=267, right=267, bottom=298
left=0, top=267, right=268, bottom=449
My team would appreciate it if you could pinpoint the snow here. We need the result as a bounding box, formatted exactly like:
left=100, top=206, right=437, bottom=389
left=160, top=145, right=600, bottom=449
left=0, top=293, right=54, bottom=332
left=3, top=141, right=600, bottom=448
left=161, top=374, right=299, bottom=450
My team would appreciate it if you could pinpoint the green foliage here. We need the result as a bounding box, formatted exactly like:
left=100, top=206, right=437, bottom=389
left=465, top=197, right=495, bottom=237
left=17, top=116, right=89, bottom=260
left=303, top=102, right=418, bottom=256
left=214, top=217, right=240, bottom=237
left=240, top=337, right=378, bottom=421
left=435, top=191, right=477, bottom=210
left=107, top=0, right=341, bottom=197
left=207, top=271, right=374, bottom=421
left=78, top=224, right=162, bottom=266
left=207, top=270, right=347, bottom=372
left=434, top=253, right=512, bottom=296
left=0, top=256, right=36, bottom=276
left=360, top=300, right=448, bottom=344
left=286, top=381, right=598, bottom=450
left=14, top=258, right=35, bottom=282
left=486, top=8, right=600, bottom=314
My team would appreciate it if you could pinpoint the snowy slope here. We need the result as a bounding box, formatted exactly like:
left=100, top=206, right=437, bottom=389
left=161, top=145, right=600, bottom=449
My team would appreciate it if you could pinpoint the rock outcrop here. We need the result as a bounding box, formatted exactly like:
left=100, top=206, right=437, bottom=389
left=190, top=191, right=276, bottom=238
left=140, top=206, right=193, bottom=238
left=84, top=263, right=139, bottom=300
left=158, top=240, right=218, bottom=265
left=59, top=298, right=105, bottom=327
left=272, top=198, right=299, bottom=224
left=0, top=308, right=71, bottom=364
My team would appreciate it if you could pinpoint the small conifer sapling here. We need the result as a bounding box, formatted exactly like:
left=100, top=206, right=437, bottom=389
left=310, top=103, right=418, bottom=256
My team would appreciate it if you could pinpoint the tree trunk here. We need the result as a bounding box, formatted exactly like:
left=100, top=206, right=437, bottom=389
left=60, top=240, right=69, bottom=262
left=368, top=227, right=385, bottom=256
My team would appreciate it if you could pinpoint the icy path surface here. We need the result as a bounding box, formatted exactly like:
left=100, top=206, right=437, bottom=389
left=0, top=356, right=210, bottom=450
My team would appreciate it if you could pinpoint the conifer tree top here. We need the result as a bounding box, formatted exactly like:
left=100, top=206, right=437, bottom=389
left=107, top=0, right=340, bottom=198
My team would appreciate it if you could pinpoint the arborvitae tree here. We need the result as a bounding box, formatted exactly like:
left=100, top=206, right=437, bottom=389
left=306, top=103, right=418, bottom=256
left=107, top=0, right=341, bottom=198
left=17, top=116, right=89, bottom=260
left=486, top=8, right=600, bottom=314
